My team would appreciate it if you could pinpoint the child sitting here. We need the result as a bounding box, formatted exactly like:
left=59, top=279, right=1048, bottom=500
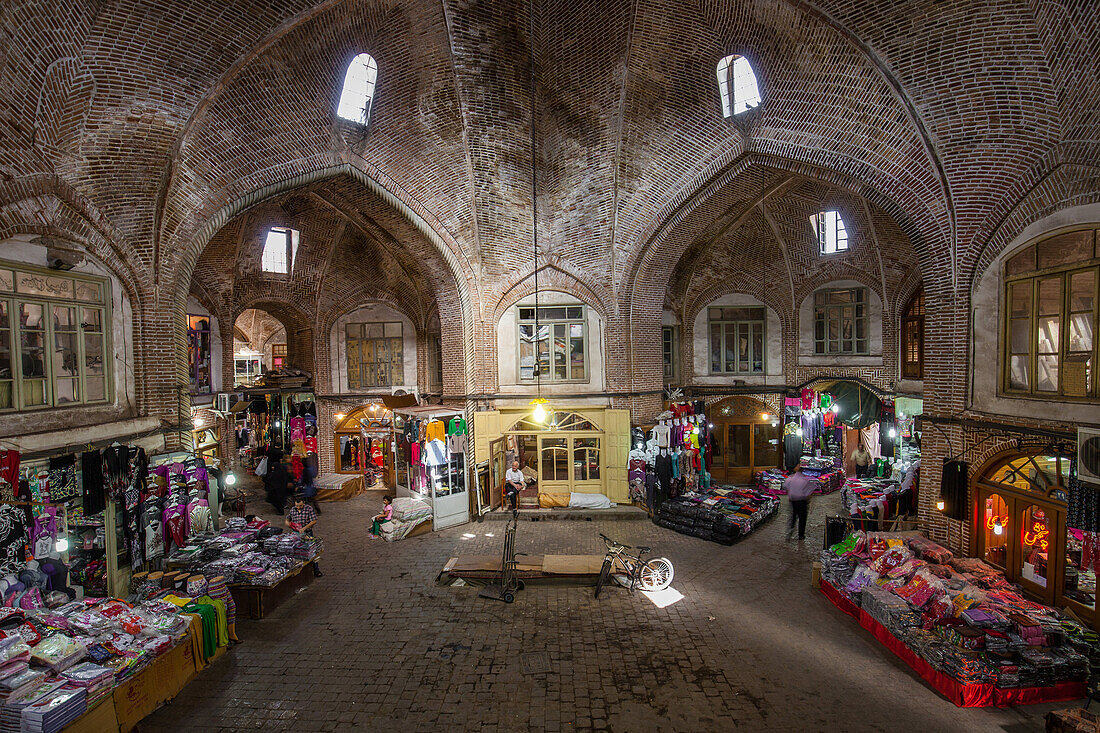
left=371, top=495, right=394, bottom=538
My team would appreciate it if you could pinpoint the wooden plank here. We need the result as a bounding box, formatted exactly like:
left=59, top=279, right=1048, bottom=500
left=541, top=555, right=605, bottom=575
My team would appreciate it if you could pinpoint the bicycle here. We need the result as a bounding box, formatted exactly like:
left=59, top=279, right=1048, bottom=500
left=594, top=533, right=674, bottom=598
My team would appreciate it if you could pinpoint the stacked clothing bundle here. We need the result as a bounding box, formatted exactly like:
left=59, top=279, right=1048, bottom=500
left=0, top=669, right=45, bottom=706
left=820, top=530, right=1100, bottom=690
left=753, top=469, right=788, bottom=497
left=29, top=636, right=85, bottom=673
left=165, top=524, right=321, bottom=583
left=60, top=662, right=113, bottom=701
left=654, top=486, right=778, bottom=544
left=19, top=684, right=86, bottom=733
left=1, top=680, right=66, bottom=733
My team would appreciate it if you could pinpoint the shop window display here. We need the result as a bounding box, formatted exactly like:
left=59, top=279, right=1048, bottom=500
left=1019, top=505, right=1050, bottom=588
left=187, top=315, right=212, bottom=395
left=983, top=494, right=1009, bottom=569
left=0, top=263, right=110, bottom=411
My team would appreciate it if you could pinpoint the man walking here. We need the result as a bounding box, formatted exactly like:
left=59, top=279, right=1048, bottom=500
left=784, top=461, right=816, bottom=541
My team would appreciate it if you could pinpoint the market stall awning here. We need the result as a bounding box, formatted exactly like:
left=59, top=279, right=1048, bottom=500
left=228, top=400, right=250, bottom=413
left=819, top=380, right=883, bottom=429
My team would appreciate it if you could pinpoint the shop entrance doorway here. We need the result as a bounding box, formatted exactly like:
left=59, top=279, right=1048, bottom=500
left=973, top=451, right=1075, bottom=612
left=503, top=411, right=605, bottom=499
left=708, top=397, right=781, bottom=485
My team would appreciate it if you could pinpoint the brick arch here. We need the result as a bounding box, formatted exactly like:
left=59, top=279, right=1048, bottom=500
left=491, top=265, right=615, bottom=326
left=707, top=395, right=773, bottom=420
left=167, top=162, right=478, bottom=396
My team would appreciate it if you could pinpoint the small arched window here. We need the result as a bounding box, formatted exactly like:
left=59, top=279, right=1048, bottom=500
left=901, top=288, right=924, bottom=380
left=811, top=210, right=849, bottom=255
left=716, top=55, right=761, bottom=117
left=336, top=53, right=379, bottom=125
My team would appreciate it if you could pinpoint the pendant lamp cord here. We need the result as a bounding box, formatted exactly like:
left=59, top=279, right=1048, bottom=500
left=530, top=0, right=541, bottom=402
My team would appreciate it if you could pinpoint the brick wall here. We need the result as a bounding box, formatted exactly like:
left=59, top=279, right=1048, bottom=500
left=0, top=2, right=1096, bottom=547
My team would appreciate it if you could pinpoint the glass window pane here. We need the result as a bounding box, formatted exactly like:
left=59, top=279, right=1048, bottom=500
left=724, top=323, right=736, bottom=372
left=16, top=272, right=72, bottom=299
left=566, top=307, right=583, bottom=319
left=20, top=330, right=45, bottom=378
left=1019, top=505, right=1051, bottom=588
left=710, top=323, right=721, bottom=372
left=1005, top=245, right=1035, bottom=276
left=983, top=494, right=1009, bottom=568
left=1070, top=270, right=1095, bottom=312
left=365, top=323, right=382, bottom=339
left=0, top=271, right=11, bottom=293
left=1037, top=230, right=1094, bottom=269
left=22, top=379, right=46, bottom=407
left=751, top=325, right=763, bottom=373
left=518, top=308, right=534, bottom=321
left=1037, top=316, right=1059, bottom=353
left=74, top=281, right=101, bottom=303
left=53, top=378, right=79, bottom=405
left=1037, top=354, right=1059, bottom=392
left=21, top=303, right=43, bottom=330
left=1010, top=318, right=1030, bottom=353
left=1009, top=354, right=1030, bottom=389
left=1009, top=282, right=1031, bottom=318
left=1038, top=277, right=1062, bottom=316
left=1070, top=313, right=1093, bottom=352
left=0, top=381, right=12, bottom=410
left=384, top=322, right=402, bottom=338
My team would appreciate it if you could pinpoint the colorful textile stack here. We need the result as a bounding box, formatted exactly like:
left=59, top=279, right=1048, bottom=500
left=753, top=470, right=788, bottom=497
left=820, top=531, right=1100, bottom=690
left=654, top=486, right=778, bottom=544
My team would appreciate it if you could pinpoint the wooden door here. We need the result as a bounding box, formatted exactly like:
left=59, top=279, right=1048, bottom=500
left=725, top=423, right=753, bottom=484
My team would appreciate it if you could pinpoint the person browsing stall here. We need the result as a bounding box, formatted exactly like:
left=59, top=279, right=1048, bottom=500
left=783, top=461, right=817, bottom=542
left=504, top=461, right=525, bottom=513
left=851, top=442, right=873, bottom=479
left=286, top=493, right=323, bottom=577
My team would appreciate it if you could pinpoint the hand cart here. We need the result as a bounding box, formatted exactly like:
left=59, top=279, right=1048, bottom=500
left=478, top=516, right=525, bottom=603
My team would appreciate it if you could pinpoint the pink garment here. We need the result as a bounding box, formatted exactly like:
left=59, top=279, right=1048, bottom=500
left=383, top=504, right=393, bottom=521
left=411, top=442, right=420, bottom=465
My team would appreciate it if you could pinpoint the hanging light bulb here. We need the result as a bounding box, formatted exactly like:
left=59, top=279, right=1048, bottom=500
left=796, top=428, right=804, bottom=437
left=760, top=412, right=770, bottom=421
left=531, top=398, right=548, bottom=422
left=831, top=404, right=839, bottom=414
left=55, top=538, right=69, bottom=553
left=334, top=413, right=346, bottom=421
left=194, top=417, right=205, bottom=428
left=888, top=427, right=897, bottom=439
left=993, top=520, right=1004, bottom=536
left=224, top=473, right=238, bottom=486
left=936, top=498, right=945, bottom=511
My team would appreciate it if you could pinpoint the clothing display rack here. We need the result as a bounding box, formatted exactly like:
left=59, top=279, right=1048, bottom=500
left=391, top=405, right=470, bottom=530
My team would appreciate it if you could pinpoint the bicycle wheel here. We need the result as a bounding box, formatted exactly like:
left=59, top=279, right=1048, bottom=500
left=638, top=557, right=674, bottom=591
left=594, top=558, right=612, bottom=598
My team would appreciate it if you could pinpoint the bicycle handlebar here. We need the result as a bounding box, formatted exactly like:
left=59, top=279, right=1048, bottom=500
left=600, top=534, right=631, bottom=550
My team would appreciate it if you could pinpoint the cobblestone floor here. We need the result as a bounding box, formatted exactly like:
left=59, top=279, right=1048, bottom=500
left=137, top=488, right=1065, bottom=732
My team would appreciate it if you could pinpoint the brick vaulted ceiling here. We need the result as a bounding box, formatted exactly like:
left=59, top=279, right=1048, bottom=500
left=1, top=0, right=1097, bottom=334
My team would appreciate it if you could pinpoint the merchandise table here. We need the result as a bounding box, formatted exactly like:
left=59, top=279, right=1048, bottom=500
left=228, top=554, right=322, bottom=620
left=819, top=579, right=1086, bottom=707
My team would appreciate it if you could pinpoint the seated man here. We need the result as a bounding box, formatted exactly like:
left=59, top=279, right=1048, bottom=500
left=504, top=460, right=526, bottom=512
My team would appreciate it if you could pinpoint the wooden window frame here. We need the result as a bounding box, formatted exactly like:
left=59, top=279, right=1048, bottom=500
left=346, top=322, right=404, bottom=390
left=708, top=307, right=765, bottom=375
left=516, top=305, right=589, bottom=384
left=1000, top=227, right=1099, bottom=402
left=813, top=287, right=868, bottom=355
left=0, top=261, right=112, bottom=412
left=901, top=288, right=925, bottom=380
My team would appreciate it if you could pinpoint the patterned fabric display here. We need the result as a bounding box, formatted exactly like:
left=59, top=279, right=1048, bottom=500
left=47, top=454, right=79, bottom=503
left=0, top=504, right=31, bottom=576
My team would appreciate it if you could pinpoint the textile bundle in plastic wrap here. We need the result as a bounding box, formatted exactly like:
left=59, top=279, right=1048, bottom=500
left=654, top=486, right=778, bottom=544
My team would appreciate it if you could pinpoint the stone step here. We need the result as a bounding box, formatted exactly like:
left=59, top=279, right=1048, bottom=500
left=482, top=506, right=650, bottom=521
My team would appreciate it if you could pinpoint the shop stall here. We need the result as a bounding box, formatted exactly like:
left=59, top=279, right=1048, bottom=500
left=705, top=397, right=782, bottom=485
left=819, top=530, right=1093, bottom=707
left=969, top=448, right=1100, bottom=630
left=630, top=400, right=712, bottom=513
left=472, top=405, right=632, bottom=508
left=392, top=405, right=469, bottom=530
left=333, top=405, right=393, bottom=488
left=240, top=389, right=318, bottom=480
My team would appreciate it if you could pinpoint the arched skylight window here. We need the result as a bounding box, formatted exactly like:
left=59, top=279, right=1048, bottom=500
left=336, top=53, right=379, bottom=125
left=262, top=227, right=299, bottom=274
left=811, top=210, right=849, bottom=255
left=717, top=55, right=761, bottom=117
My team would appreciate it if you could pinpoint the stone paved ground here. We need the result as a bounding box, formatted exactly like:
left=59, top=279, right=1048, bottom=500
left=137, top=488, right=1064, bottom=732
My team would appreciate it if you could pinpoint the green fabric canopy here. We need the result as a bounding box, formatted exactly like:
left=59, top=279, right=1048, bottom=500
left=820, top=380, right=884, bottom=429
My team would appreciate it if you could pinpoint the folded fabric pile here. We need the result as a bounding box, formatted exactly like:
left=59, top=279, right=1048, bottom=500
left=19, top=683, right=86, bottom=733
left=654, top=486, right=778, bottom=544
left=820, top=529, right=1099, bottom=690
left=753, top=469, right=788, bottom=496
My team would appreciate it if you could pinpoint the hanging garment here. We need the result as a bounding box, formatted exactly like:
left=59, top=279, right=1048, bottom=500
left=0, top=452, right=20, bottom=502
left=80, top=451, right=106, bottom=516
left=448, top=417, right=467, bottom=435
left=426, top=420, right=446, bottom=443
left=0, top=505, right=30, bottom=576
left=47, top=455, right=78, bottom=503
left=31, top=508, right=57, bottom=559
left=424, top=439, right=447, bottom=467
left=655, top=452, right=674, bottom=502
left=653, top=424, right=671, bottom=449
left=371, top=443, right=384, bottom=468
